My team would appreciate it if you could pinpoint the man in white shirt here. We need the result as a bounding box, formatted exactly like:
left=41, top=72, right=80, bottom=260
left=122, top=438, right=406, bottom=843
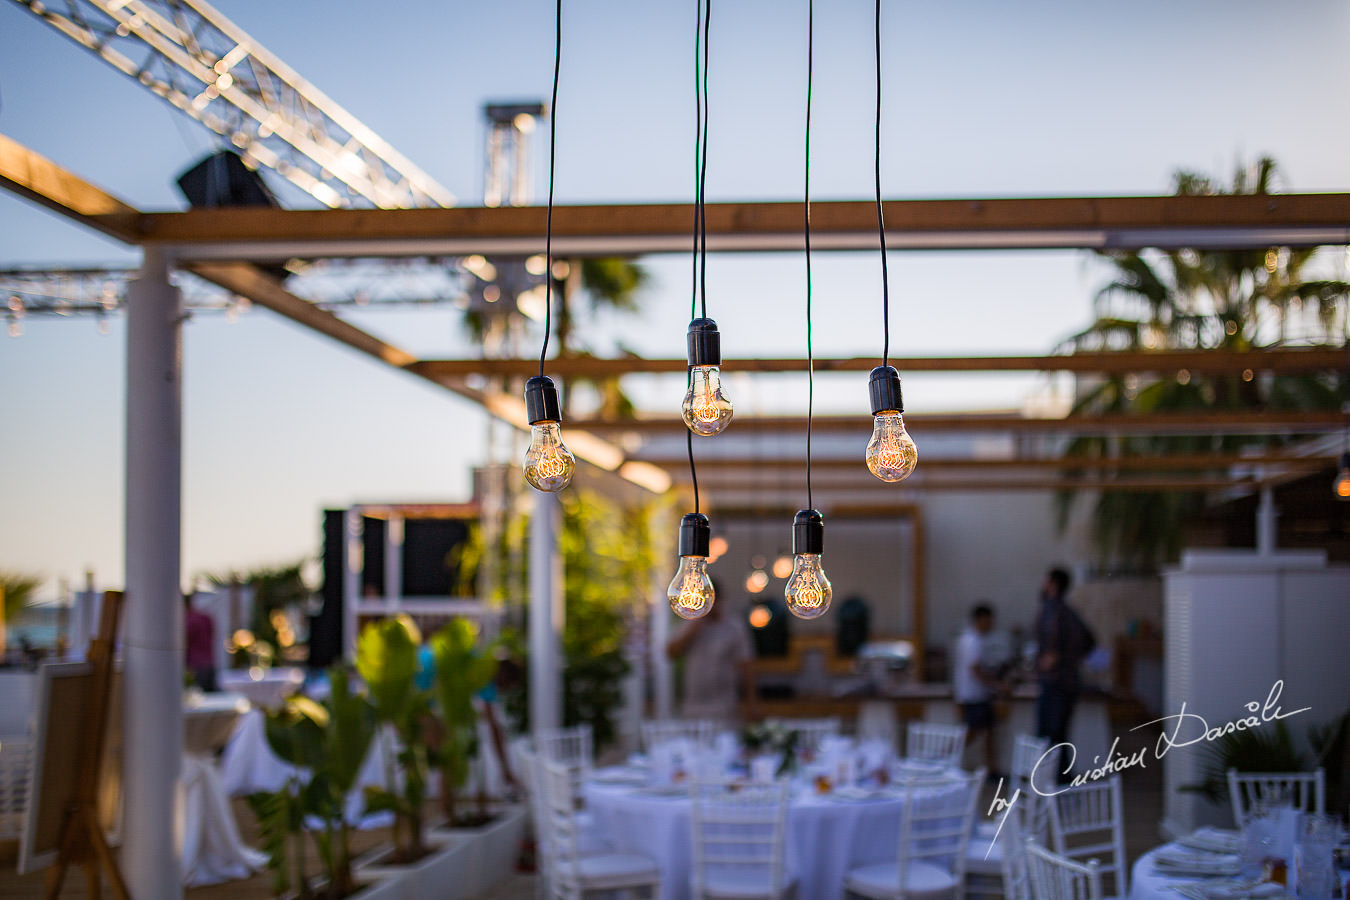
left=666, top=594, right=757, bottom=726
left=953, top=603, right=999, bottom=777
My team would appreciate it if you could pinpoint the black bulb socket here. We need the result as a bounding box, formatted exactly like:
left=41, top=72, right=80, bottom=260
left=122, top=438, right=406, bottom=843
left=524, top=375, right=562, bottom=425
left=687, top=318, right=722, bottom=368
left=869, top=366, right=905, bottom=416
left=1341, top=451, right=1350, bottom=471
left=792, top=508, right=825, bottom=555
left=678, top=513, right=712, bottom=558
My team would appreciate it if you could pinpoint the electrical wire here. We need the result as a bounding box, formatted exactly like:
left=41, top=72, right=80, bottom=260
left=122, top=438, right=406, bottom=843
left=690, top=0, right=703, bottom=320
left=539, top=0, right=562, bottom=377
left=698, top=0, right=711, bottom=318
left=805, top=0, right=814, bottom=511
left=873, top=0, right=890, bottom=368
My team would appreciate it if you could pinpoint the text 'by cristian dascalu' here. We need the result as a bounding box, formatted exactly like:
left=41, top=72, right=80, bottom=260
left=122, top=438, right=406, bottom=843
left=980, top=679, right=1310, bottom=858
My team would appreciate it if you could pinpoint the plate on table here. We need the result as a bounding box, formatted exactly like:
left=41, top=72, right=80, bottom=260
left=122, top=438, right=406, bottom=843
left=895, top=760, right=948, bottom=776
left=833, top=786, right=887, bottom=802
left=1177, top=827, right=1240, bottom=855
left=590, top=768, right=649, bottom=786
left=1172, top=880, right=1283, bottom=900
left=1153, top=849, right=1241, bottom=878
left=634, top=784, right=690, bottom=797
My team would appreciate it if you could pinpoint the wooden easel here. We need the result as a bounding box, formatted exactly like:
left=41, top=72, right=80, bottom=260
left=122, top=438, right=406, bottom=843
left=44, top=590, right=130, bottom=900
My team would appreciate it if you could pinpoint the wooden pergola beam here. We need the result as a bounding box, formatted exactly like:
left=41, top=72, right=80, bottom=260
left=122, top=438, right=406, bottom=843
left=0, top=132, right=140, bottom=242
left=132, top=193, right=1350, bottom=259
left=644, top=453, right=1338, bottom=472
left=414, top=347, right=1350, bottom=379
left=686, top=477, right=1262, bottom=494
left=567, top=410, right=1350, bottom=435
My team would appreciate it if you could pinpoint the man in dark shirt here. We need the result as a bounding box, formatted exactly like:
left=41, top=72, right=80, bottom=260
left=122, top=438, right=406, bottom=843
left=1034, top=567, right=1095, bottom=782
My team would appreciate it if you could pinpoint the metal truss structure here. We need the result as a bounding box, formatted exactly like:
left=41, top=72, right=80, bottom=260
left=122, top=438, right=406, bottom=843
left=11, top=0, right=455, bottom=209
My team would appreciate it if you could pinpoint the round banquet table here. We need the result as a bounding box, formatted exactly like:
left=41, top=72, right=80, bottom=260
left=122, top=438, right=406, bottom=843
left=217, top=667, right=305, bottom=710
left=1128, top=843, right=1292, bottom=900
left=584, top=771, right=967, bottom=900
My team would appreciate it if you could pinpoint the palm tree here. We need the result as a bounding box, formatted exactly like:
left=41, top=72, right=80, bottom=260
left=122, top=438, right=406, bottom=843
left=1056, top=158, right=1350, bottom=570
left=0, top=570, right=42, bottom=658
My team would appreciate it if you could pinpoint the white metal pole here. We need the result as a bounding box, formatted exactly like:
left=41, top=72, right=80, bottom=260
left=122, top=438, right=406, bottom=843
left=1257, top=486, right=1278, bottom=555
left=344, top=508, right=363, bottom=658
left=122, top=246, right=184, bottom=900
left=529, top=491, right=562, bottom=734
left=385, top=513, right=404, bottom=606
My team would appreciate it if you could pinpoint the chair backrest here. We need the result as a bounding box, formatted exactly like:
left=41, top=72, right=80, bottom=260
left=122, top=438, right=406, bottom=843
left=906, top=721, right=968, bottom=766
left=641, top=718, right=717, bottom=752
left=539, top=757, right=587, bottom=895
left=690, top=780, right=791, bottom=899
left=765, top=717, right=841, bottom=757
left=897, top=769, right=983, bottom=878
left=1047, top=777, right=1126, bottom=900
left=1011, top=734, right=1051, bottom=842
left=1227, top=768, right=1325, bottom=828
left=997, top=805, right=1034, bottom=900
left=1025, top=840, right=1103, bottom=900
left=536, top=724, right=594, bottom=768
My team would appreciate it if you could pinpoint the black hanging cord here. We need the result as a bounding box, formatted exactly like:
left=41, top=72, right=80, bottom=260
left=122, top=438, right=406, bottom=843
left=698, top=0, right=711, bottom=318
left=873, top=0, right=890, bottom=368
left=687, top=428, right=700, bottom=514
left=691, top=0, right=703, bottom=320
left=805, top=0, right=815, bottom=511
left=539, top=0, right=562, bottom=377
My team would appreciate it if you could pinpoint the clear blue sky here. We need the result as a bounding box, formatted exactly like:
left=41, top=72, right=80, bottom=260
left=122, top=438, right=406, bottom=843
left=3, top=0, right=1349, bottom=597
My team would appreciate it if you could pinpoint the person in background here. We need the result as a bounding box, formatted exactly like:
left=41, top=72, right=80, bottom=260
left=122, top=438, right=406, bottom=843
left=1034, top=567, right=1096, bottom=781
left=666, top=586, right=758, bottom=725
left=954, top=603, right=1001, bottom=778
left=835, top=594, right=871, bottom=657
left=184, top=591, right=217, bottom=692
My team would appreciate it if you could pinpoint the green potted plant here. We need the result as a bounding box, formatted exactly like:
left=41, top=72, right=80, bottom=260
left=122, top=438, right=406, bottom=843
left=250, top=668, right=377, bottom=900
left=355, top=615, right=433, bottom=863
left=427, top=618, right=498, bottom=826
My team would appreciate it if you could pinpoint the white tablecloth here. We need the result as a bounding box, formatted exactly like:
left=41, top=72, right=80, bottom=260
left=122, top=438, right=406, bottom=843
left=181, top=693, right=267, bottom=886
left=218, top=667, right=305, bottom=710
left=585, top=773, right=967, bottom=900
left=1129, top=843, right=1291, bottom=900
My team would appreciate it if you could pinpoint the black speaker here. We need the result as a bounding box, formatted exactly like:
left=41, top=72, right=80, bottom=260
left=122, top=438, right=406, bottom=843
left=176, top=150, right=280, bottom=208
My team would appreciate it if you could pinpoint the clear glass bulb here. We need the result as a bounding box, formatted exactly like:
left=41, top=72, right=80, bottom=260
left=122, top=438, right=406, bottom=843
left=866, top=410, right=918, bottom=482
left=682, top=365, right=734, bottom=436
left=668, top=556, right=714, bottom=619
left=523, top=420, right=576, bottom=492
left=784, top=553, right=832, bottom=620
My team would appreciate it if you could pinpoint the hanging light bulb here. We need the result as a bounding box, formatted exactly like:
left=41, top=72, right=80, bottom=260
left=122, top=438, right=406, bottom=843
left=866, top=365, right=918, bottom=482
left=668, top=513, right=715, bottom=619
left=1334, top=452, right=1350, bottom=500
left=682, top=318, right=733, bottom=436
left=785, top=509, right=832, bottom=620
left=522, top=375, right=575, bottom=492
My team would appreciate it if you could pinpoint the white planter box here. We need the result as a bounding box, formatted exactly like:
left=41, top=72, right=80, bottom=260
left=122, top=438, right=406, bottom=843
left=428, top=805, right=527, bottom=900
left=349, top=874, right=407, bottom=900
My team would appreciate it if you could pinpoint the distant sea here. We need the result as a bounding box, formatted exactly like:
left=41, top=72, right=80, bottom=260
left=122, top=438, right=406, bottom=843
left=6, top=605, right=61, bottom=647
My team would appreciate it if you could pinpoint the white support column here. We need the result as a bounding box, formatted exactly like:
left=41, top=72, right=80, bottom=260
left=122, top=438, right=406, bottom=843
left=122, top=246, right=184, bottom=900
left=1257, top=486, right=1279, bottom=555
left=385, top=514, right=404, bottom=605
left=529, top=491, right=563, bottom=735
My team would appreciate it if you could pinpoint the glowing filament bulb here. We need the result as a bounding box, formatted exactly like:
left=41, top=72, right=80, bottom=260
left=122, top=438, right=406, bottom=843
left=784, top=553, right=832, bottom=620
left=523, top=421, right=575, bottom=492
left=867, top=410, right=918, bottom=482
left=682, top=366, right=734, bottom=436
left=668, top=555, right=714, bottom=619
left=1335, top=453, right=1350, bottom=500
